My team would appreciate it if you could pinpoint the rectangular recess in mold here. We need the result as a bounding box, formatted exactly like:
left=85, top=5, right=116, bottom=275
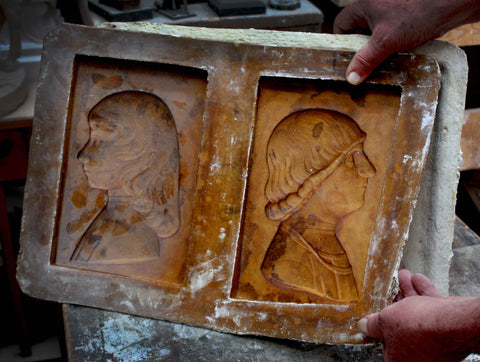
left=52, top=55, right=208, bottom=286
left=233, top=77, right=401, bottom=306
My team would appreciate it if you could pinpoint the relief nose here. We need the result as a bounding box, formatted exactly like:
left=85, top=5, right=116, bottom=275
left=353, top=151, right=375, bottom=178
left=77, top=141, right=93, bottom=164
left=77, top=148, right=88, bottom=164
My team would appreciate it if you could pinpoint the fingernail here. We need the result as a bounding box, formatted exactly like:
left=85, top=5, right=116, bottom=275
left=347, top=71, right=362, bottom=85
left=358, top=317, right=368, bottom=334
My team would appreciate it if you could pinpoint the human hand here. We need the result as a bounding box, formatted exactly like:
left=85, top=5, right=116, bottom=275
left=394, top=268, right=442, bottom=301
left=359, top=270, right=480, bottom=361
left=334, top=0, right=480, bottom=85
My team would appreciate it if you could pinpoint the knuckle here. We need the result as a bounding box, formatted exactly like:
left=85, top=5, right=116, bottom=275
left=371, top=27, right=398, bottom=54
left=377, top=311, right=388, bottom=327
left=355, top=53, right=376, bottom=69
left=377, top=307, right=397, bottom=329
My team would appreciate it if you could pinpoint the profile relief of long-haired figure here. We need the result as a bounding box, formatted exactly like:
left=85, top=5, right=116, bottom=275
left=261, top=109, right=375, bottom=302
left=71, top=90, right=180, bottom=264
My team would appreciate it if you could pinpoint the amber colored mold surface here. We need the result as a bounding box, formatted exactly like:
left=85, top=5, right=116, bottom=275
left=17, top=23, right=441, bottom=344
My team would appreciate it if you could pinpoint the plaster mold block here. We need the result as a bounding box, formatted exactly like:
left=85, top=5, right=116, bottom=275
left=17, top=23, right=447, bottom=344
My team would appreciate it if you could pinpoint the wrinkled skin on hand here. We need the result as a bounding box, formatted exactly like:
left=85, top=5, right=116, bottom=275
left=334, top=0, right=480, bottom=84
left=359, top=270, right=480, bottom=362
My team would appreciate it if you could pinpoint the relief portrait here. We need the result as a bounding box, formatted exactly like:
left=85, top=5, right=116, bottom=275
left=261, top=109, right=375, bottom=303
left=70, top=90, right=180, bottom=264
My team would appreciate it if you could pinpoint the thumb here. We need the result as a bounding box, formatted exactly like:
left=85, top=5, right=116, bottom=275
left=346, top=30, right=395, bottom=85
left=358, top=313, right=384, bottom=339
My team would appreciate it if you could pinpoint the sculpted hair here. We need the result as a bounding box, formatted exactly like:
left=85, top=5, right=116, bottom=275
left=265, top=108, right=366, bottom=221
left=88, top=91, right=180, bottom=237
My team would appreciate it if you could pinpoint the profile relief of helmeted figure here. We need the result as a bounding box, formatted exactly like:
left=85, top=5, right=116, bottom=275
left=261, top=108, right=375, bottom=302
left=71, top=90, right=180, bottom=264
